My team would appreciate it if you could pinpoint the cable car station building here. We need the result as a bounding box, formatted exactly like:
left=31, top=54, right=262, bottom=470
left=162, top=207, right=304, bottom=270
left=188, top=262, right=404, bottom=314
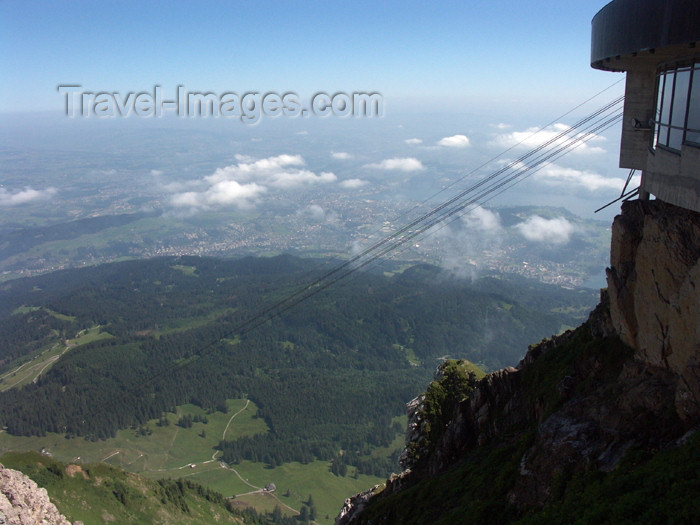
left=591, top=0, right=700, bottom=212
left=591, top=0, right=700, bottom=421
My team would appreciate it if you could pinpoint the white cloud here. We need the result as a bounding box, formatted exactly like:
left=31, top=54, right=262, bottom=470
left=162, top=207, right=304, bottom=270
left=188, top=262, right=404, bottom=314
left=515, top=216, right=575, bottom=244
left=168, top=192, right=200, bottom=208
left=150, top=169, right=164, bottom=176
left=168, top=154, right=336, bottom=212
left=298, top=204, right=339, bottom=224
left=301, top=204, right=326, bottom=222
left=493, top=123, right=606, bottom=154
left=534, top=164, right=636, bottom=192
left=340, top=178, right=369, bottom=189
left=268, top=170, right=337, bottom=188
left=169, top=180, right=266, bottom=210
left=462, top=206, right=502, bottom=233
left=365, top=157, right=424, bottom=171
left=0, top=187, right=57, bottom=207
left=158, top=179, right=197, bottom=193
left=204, top=154, right=336, bottom=189
left=437, top=134, right=470, bottom=148
left=491, top=123, right=512, bottom=129
left=331, top=151, right=353, bottom=160
left=404, top=138, right=422, bottom=145
left=434, top=206, right=503, bottom=280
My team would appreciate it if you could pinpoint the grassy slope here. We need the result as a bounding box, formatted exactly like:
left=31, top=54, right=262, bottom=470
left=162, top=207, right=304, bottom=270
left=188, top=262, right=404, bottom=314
left=225, top=460, right=385, bottom=521
left=0, top=399, right=266, bottom=478
left=0, top=397, right=388, bottom=524
left=0, top=451, right=255, bottom=525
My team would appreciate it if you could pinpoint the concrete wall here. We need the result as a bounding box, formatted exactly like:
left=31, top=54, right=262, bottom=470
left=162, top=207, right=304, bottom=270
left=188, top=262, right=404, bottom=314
left=644, top=145, right=700, bottom=213
left=619, top=69, right=655, bottom=171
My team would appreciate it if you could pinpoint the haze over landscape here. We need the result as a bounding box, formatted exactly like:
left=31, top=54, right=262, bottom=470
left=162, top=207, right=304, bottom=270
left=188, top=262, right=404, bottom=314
left=1, top=1, right=631, bottom=279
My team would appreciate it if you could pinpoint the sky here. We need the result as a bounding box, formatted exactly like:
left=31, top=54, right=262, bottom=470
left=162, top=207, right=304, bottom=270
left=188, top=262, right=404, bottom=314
left=1, top=0, right=620, bottom=114
left=0, top=0, right=633, bottom=236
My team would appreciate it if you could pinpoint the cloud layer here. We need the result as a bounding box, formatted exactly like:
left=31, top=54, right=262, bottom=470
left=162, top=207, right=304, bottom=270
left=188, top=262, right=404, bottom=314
left=167, top=154, right=336, bottom=212
left=515, top=215, right=574, bottom=244
left=0, top=187, right=57, bottom=207
left=533, top=164, right=637, bottom=192
left=340, top=178, right=369, bottom=189
left=436, top=206, right=503, bottom=279
left=331, top=151, right=353, bottom=160
left=462, top=206, right=502, bottom=233
left=365, top=157, right=424, bottom=171
left=494, top=123, right=606, bottom=155
left=437, top=134, right=470, bottom=148
left=169, top=180, right=266, bottom=210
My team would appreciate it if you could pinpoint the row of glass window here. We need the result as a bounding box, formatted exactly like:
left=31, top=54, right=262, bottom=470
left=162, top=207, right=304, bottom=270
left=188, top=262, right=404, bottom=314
left=653, top=60, right=700, bottom=151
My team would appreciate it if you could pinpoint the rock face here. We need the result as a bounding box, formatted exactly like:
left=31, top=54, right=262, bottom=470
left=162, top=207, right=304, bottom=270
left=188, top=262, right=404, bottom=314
left=337, top=485, right=382, bottom=525
left=607, top=200, right=700, bottom=421
left=427, top=366, right=523, bottom=477
left=0, top=464, right=75, bottom=525
left=416, top=297, right=685, bottom=508
left=398, top=394, right=425, bottom=470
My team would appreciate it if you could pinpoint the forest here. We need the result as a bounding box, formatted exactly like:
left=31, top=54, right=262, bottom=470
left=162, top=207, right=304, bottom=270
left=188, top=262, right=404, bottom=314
left=0, top=254, right=597, bottom=473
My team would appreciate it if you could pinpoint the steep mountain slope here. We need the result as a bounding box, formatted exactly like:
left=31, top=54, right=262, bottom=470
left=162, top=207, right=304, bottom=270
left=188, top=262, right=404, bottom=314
left=337, top=200, right=700, bottom=524
left=338, top=294, right=700, bottom=524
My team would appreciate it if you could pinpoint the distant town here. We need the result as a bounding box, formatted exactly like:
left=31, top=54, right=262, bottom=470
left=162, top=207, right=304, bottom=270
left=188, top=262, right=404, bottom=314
left=2, top=189, right=610, bottom=289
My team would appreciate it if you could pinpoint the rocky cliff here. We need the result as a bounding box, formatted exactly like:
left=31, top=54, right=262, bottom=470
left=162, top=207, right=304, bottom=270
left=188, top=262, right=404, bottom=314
left=0, top=463, right=76, bottom=525
left=337, top=199, right=700, bottom=524
left=607, top=199, right=700, bottom=421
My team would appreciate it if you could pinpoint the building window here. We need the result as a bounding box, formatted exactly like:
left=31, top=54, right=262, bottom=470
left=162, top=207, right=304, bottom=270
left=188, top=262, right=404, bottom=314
left=653, top=60, right=700, bottom=151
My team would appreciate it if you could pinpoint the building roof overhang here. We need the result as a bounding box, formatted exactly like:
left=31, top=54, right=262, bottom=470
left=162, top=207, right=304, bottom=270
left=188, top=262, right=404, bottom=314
left=591, top=0, right=700, bottom=72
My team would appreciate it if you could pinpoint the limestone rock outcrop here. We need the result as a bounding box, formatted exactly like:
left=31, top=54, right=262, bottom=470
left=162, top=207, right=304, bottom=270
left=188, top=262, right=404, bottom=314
left=337, top=485, right=382, bottom=525
left=0, top=463, right=76, bottom=525
left=607, top=200, right=700, bottom=421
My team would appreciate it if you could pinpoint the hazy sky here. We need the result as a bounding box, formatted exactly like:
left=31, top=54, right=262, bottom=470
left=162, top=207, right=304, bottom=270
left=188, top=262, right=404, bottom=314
left=1, top=0, right=620, bottom=114
left=1, top=0, right=633, bottom=231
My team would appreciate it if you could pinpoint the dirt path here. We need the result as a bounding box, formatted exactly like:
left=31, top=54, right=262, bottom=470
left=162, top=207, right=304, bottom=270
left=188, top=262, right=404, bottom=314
left=102, top=451, right=119, bottom=462
left=221, top=462, right=260, bottom=491
left=211, top=399, right=250, bottom=461
left=32, top=356, right=60, bottom=383
left=2, top=343, right=76, bottom=390
left=268, top=492, right=302, bottom=516
left=213, top=400, right=301, bottom=515
left=223, top=399, right=250, bottom=440
left=0, top=360, right=30, bottom=380
left=149, top=399, right=253, bottom=473
left=166, top=428, right=179, bottom=457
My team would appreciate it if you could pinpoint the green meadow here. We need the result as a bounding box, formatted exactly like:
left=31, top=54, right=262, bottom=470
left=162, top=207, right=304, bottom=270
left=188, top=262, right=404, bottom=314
left=0, top=397, right=390, bottom=523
